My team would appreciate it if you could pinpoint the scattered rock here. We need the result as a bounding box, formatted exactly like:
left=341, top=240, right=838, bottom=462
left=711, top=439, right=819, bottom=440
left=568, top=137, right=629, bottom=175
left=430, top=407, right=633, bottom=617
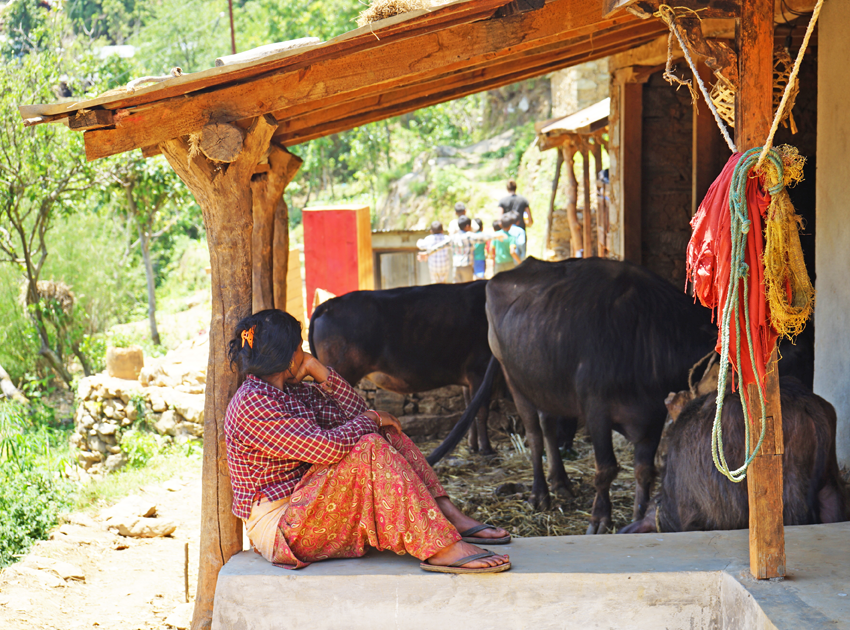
left=101, top=495, right=157, bottom=521
left=106, top=345, right=145, bottom=380
left=59, top=512, right=99, bottom=528
left=10, top=566, right=65, bottom=588
left=164, top=602, right=194, bottom=629
left=103, top=452, right=128, bottom=473
left=149, top=393, right=167, bottom=413
left=154, top=410, right=179, bottom=436
left=163, top=479, right=183, bottom=492
left=24, top=555, right=85, bottom=582
left=373, top=390, right=406, bottom=417
left=398, top=413, right=461, bottom=440
left=106, top=517, right=177, bottom=538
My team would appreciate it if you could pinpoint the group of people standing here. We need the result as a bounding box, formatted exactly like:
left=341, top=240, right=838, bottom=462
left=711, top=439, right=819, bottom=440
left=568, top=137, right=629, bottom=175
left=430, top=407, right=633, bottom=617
left=417, top=180, right=534, bottom=284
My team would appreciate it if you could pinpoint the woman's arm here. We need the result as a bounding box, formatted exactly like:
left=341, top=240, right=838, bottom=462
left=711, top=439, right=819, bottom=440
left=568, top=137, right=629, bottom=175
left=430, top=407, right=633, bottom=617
left=294, top=354, right=369, bottom=428
left=239, top=403, right=379, bottom=466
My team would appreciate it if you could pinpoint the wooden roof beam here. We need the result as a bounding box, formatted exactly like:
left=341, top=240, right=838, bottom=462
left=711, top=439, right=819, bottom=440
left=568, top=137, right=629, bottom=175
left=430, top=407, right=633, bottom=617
left=271, top=19, right=661, bottom=142
left=268, top=18, right=661, bottom=141
left=82, top=0, right=636, bottom=161
left=279, top=24, right=663, bottom=146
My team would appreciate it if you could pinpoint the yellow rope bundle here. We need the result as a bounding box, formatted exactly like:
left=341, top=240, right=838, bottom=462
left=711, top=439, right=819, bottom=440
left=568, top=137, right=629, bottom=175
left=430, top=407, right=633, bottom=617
left=760, top=145, right=815, bottom=339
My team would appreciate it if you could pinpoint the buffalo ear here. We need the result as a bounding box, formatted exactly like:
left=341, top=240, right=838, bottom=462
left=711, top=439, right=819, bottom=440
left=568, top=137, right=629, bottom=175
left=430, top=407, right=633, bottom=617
left=664, top=390, right=693, bottom=423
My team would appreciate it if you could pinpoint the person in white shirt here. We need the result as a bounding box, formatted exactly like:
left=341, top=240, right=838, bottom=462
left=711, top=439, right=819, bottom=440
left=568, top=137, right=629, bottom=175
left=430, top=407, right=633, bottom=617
left=417, top=221, right=451, bottom=284
left=447, top=202, right=467, bottom=235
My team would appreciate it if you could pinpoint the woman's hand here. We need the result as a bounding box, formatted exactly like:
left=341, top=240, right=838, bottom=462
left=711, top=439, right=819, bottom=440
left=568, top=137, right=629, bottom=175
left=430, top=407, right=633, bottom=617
left=368, top=410, right=403, bottom=434
left=286, top=350, right=330, bottom=385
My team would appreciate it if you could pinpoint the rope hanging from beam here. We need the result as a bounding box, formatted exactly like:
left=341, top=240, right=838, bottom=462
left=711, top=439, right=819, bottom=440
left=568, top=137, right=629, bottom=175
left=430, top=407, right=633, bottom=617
left=683, top=0, right=823, bottom=481
left=655, top=4, right=737, bottom=153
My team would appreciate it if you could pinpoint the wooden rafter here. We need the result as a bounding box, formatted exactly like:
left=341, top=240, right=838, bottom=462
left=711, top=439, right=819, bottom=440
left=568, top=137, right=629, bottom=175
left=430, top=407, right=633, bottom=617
left=80, top=1, right=663, bottom=161
left=278, top=21, right=666, bottom=146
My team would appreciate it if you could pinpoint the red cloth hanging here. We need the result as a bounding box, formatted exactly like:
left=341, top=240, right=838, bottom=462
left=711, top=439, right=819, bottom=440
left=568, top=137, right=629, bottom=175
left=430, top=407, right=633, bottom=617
left=686, top=153, right=777, bottom=393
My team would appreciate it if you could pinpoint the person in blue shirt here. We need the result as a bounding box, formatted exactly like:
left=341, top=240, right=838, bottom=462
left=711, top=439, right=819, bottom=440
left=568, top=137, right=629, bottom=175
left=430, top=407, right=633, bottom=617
left=504, top=211, right=527, bottom=260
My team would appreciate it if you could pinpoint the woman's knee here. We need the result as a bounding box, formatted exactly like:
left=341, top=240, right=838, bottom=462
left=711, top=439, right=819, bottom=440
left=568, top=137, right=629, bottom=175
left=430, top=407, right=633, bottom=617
left=355, top=433, right=388, bottom=452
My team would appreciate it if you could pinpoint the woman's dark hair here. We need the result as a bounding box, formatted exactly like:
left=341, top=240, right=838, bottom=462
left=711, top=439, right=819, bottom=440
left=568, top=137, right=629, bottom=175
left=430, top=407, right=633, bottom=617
left=228, top=309, right=302, bottom=376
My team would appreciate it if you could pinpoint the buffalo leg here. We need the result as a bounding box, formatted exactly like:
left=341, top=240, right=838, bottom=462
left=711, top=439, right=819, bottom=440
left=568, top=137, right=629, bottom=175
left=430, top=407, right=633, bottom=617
left=540, top=412, right=573, bottom=498
left=586, top=402, right=618, bottom=534
left=463, top=386, right=479, bottom=453
left=504, top=376, right=550, bottom=510
left=468, top=374, right=494, bottom=456
left=632, top=423, right=662, bottom=521
left=558, top=416, right=579, bottom=452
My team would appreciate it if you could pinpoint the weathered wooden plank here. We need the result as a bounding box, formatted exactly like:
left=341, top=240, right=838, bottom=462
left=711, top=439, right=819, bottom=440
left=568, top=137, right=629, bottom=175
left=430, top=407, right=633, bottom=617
left=83, top=1, right=631, bottom=160
left=22, top=0, right=507, bottom=124
left=621, top=81, right=643, bottom=264
left=140, top=145, right=162, bottom=158
left=270, top=17, right=662, bottom=143
left=279, top=21, right=666, bottom=146
left=738, top=0, right=785, bottom=582
left=69, top=109, right=114, bottom=131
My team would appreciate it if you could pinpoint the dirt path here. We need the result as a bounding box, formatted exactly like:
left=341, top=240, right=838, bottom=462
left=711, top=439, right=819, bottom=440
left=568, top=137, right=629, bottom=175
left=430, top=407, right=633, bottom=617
left=0, top=467, right=203, bottom=630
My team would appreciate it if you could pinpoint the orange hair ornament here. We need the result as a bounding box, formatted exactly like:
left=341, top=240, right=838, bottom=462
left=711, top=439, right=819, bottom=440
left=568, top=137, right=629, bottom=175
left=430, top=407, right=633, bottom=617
left=241, top=326, right=255, bottom=349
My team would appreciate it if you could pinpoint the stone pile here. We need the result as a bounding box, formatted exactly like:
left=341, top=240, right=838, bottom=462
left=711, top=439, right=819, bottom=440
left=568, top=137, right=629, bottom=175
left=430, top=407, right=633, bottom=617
left=71, top=337, right=208, bottom=474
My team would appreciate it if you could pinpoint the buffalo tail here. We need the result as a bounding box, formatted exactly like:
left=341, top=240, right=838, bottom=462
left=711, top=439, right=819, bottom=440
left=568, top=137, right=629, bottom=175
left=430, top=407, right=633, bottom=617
left=426, top=356, right=500, bottom=465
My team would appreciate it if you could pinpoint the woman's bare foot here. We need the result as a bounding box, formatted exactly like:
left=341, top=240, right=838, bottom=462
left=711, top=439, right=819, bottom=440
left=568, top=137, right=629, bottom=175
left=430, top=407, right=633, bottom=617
left=426, top=540, right=509, bottom=568
left=435, top=497, right=510, bottom=541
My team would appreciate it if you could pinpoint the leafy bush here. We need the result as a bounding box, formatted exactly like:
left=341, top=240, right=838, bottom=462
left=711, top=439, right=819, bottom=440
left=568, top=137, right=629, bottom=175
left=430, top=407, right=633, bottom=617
left=428, top=166, right=473, bottom=213
left=0, top=400, right=73, bottom=567
left=120, top=429, right=160, bottom=468
left=0, top=467, right=73, bottom=567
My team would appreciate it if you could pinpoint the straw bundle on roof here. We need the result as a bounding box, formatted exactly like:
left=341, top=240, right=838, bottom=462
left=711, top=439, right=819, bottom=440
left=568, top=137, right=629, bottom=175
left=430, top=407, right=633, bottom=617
left=356, top=0, right=431, bottom=27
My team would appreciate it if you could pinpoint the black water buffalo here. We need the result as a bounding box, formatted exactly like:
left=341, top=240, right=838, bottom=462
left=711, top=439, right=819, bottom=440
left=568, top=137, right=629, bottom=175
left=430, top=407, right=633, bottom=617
left=620, top=377, right=847, bottom=533
left=429, top=257, right=718, bottom=534
left=308, top=282, right=497, bottom=453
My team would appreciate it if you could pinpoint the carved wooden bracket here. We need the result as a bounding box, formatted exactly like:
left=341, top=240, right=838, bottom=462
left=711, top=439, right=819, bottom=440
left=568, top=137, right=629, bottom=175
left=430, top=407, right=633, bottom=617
left=677, top=16, right=738, bottom=91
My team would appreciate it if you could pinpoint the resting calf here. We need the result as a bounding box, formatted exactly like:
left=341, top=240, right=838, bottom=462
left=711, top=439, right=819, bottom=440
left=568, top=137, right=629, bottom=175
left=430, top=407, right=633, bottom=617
left=620, top=377, right=847, bottom=533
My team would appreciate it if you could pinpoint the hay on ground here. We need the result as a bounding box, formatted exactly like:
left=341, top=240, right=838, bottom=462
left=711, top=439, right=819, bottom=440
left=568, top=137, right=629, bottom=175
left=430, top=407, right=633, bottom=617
left=418, top=429, right=637, bottom=537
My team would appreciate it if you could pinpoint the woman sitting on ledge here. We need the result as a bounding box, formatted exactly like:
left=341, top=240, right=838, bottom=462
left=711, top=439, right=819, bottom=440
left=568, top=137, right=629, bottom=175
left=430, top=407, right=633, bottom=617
left=225, top=309, right=511, bottom=574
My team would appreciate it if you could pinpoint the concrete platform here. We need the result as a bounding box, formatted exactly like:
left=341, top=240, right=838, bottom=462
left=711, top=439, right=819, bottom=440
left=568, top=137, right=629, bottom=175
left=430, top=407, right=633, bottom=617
left=213, top=522, right=850, bottom=630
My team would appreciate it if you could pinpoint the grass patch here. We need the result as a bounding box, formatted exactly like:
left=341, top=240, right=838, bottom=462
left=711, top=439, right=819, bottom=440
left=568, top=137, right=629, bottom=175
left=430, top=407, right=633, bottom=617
left=74, top=445, right=201, bottom=513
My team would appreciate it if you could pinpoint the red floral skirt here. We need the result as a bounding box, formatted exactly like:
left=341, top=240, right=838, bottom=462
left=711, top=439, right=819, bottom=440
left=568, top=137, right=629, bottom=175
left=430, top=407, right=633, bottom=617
left=269, top=432, right=461, bottom=568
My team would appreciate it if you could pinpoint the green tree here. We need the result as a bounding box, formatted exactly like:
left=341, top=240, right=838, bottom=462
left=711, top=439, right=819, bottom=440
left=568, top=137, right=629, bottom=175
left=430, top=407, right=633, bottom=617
left=106, top=152, right=193, bottom=345
left=0, top=12, right=103, bottom=386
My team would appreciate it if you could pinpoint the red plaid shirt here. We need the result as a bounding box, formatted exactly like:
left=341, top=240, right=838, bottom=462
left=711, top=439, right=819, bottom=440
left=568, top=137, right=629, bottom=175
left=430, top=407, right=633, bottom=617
left=225, top=370, right=379, bottom=519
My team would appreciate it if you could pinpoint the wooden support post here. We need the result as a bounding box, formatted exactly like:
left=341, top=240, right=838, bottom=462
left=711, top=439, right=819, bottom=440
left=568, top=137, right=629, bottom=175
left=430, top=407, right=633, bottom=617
left=737, top=0, right=786, bottom=581
left=250, top=144, right=302, bottom=313
left=621, top=81, right=643, bottom=264
left=160, top=113, right=280, bottom=630
left=581, top=144, right=593, bottom=257
left=563, top=146, right=583, bottom=257
left=592, top=139, right=606, bottom=257
left=544, top=148, right=564, bottom=259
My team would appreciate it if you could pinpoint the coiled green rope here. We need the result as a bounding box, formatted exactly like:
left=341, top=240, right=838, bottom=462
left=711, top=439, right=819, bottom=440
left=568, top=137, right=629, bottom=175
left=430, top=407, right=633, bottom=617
left=711, top=147, right=784, bottom=483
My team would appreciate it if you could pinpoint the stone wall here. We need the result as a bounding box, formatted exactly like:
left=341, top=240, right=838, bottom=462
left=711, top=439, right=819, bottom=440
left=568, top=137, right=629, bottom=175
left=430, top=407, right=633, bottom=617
left=639, top=70, right=694, bottom=286
left=71, top=339, right=207, bottom=474
left=354, top=380, right=519, bottom=441
left=550, top=60, right=609, bottom=118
